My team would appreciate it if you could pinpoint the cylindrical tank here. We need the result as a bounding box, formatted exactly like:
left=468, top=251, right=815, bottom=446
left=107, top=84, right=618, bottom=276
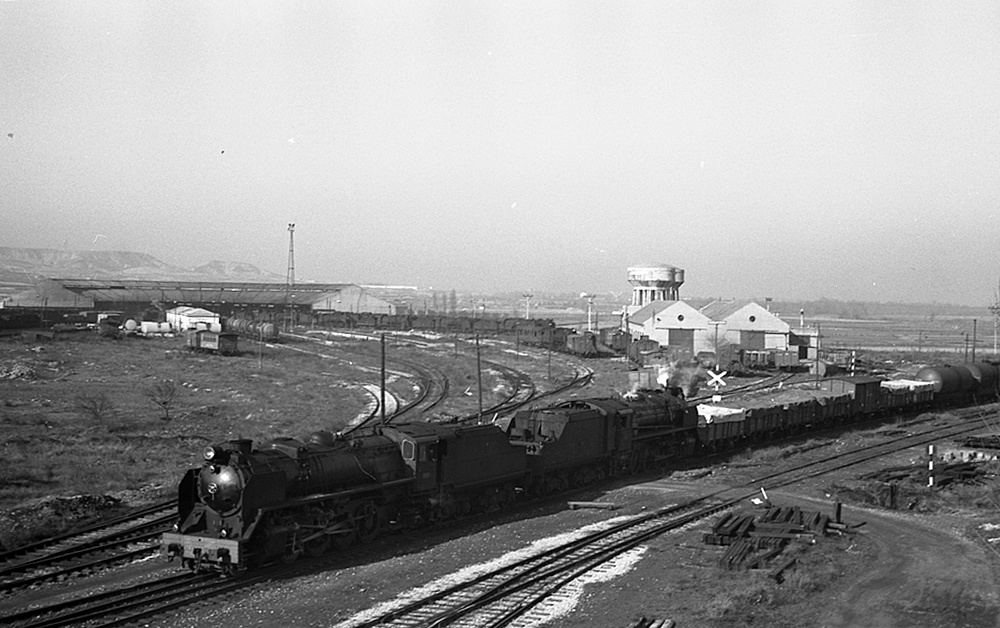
left=971, top=362, right=998, bottom=393
left=124, top=319, right=138, bottom=332
left=916, top=365, right=976, bottom=395
left=966, top=363, right=986, bottom=387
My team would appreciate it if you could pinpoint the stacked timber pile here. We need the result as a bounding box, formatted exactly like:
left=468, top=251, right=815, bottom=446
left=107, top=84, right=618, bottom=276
left=704, top=503, right=860, bottom=581
left=963, top=435, right=1000, bottom=450
left=624, top=618, right=676, bottom=628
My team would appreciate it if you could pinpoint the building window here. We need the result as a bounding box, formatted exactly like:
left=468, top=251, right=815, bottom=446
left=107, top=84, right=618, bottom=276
left=749, top=315, right=756, bottom=322
left=677, top=314, right=685, bottom=321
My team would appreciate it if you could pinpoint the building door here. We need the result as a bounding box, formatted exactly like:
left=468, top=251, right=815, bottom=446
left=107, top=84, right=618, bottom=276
left=668, top=329, right=694, bottom=352
left=740, top=331, right=765, bottom=350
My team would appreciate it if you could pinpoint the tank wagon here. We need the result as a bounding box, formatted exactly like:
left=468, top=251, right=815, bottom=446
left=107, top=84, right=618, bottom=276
left=164, top=363, right=999, bottom=574
left=915, top=362, right=1000, bottom=404
left=222, top=318, right=279, bottom=342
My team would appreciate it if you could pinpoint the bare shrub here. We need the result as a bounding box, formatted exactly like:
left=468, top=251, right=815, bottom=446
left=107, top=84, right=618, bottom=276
left=146, top=379, right=180, bottom=421
left=704, top=574, right=776, bottom=619
left=75, top=391, right=115, bottom=428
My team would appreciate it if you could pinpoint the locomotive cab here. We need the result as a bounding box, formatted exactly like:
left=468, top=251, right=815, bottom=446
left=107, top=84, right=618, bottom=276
left=389, top=425, right=443, bottom=492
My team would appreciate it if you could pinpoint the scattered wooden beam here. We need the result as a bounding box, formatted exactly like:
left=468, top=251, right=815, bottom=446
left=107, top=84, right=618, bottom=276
left=568, top=501, right=620, bottom=510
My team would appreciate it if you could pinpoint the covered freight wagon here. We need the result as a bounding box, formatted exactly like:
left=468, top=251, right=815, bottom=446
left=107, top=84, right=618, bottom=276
left=820, top=376, right=884, bottom=416
left=187, top=330, right=239, bottom=355
left=695, top=404, right=745, bottom=450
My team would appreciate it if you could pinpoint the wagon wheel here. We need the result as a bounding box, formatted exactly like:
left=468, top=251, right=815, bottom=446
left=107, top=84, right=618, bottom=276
left=354, top=501, right=380, bottom=544
left=497, top=484, right=516, bottom=509
left=280, top=548, right=301, bottom=564
left=557, top=472, right=570, bottom=492
left=629, top=451, right=642, bottom=475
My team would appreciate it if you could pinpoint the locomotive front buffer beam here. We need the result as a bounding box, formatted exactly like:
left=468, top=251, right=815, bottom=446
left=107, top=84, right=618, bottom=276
left=163, top=531, right=241, bottom=573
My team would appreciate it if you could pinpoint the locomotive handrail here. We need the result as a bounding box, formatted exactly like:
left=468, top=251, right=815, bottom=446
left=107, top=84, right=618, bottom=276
left=261, top=476, right=417, bottom=512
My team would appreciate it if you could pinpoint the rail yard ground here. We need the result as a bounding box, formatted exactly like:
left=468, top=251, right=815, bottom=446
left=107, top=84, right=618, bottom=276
left=1, top=325, right=1000, bottom=627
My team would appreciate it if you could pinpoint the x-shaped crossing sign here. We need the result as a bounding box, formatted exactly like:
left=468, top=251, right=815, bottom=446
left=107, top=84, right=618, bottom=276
left=707, top=368, right=728, bottom=392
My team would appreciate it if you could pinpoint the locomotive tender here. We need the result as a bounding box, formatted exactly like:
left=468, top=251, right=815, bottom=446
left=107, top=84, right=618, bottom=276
left=163, top=363, right=999, bottom=574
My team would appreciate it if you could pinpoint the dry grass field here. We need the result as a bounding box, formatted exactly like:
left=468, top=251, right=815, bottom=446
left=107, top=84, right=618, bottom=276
left=0, top=330, right=580, bottom=548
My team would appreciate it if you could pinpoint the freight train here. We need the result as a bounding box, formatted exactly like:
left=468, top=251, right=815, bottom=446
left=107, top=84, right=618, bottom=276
left=162, top=362, right=999, bottom=574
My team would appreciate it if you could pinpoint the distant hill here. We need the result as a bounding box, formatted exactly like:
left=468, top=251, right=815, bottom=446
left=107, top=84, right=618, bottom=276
left=0, top=247, right=283, bottom=302
left=190, top=260, right=284, bottom=280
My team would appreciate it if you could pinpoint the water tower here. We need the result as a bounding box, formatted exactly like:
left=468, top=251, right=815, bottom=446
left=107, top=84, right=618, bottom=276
left=627, top=263, right=684, bottom=307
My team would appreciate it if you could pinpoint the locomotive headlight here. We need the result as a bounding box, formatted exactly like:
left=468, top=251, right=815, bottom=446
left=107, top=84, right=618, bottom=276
left=204, top=446, right=217, bottom=461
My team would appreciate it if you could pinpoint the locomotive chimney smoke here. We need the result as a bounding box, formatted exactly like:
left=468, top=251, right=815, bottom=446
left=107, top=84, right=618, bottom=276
left=656, top=364, right=674, bottom=389
left=654, top=360, right=705, bottom=397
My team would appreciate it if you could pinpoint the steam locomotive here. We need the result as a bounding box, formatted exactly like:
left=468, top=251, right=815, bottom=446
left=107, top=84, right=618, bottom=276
left=163, top=363, right=998, bottom=574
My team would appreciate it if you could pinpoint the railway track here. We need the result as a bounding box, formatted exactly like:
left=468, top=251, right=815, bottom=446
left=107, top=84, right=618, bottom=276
left=0, top=501, right=174, bottom=592
left=294, top=328, right=591, bottom=426
left=386, top=356, right=450, bottom=421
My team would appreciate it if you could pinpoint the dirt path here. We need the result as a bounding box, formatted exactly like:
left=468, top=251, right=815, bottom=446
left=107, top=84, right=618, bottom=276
left=783, top=493, right=1000, bottom=628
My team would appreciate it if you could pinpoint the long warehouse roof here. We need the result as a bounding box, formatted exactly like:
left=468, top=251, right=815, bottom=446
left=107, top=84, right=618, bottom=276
left=51, top=279, right=356, bottom=306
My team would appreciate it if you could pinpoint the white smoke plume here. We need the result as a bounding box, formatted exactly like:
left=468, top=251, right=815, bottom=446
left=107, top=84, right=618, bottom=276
left=655, top=360, right=706, bottom=397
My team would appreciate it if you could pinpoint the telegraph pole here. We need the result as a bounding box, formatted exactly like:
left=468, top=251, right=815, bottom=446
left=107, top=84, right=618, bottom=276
left=284, top=223, right=295, bottom=332
left=523, top=293, right=533, bottom=319
left=972, top=318, right=977, bottom=362
left=380, top=334, right=386, bottom=425
left=989, top=277, right=1000, bottom=357
left=476, top=334, right=483, bottom=423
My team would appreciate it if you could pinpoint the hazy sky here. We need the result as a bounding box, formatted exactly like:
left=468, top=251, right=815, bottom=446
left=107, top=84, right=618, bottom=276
left=2, top=2, right=998, bottom=306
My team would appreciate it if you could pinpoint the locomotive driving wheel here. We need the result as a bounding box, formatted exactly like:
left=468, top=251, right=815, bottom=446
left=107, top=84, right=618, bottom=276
left=303, top=510, right=332, bottom=557
left=304, top=536, right=330, bottom=557
left=354, top=501, right=380, bottom=544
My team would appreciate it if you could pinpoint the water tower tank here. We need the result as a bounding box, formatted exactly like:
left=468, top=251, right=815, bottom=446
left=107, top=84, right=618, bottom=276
left=627, top=263, right=684, bottom=307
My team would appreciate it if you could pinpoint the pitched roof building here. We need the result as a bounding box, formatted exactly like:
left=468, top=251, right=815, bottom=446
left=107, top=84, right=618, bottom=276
left=698, top=300, right=791, bottom=351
